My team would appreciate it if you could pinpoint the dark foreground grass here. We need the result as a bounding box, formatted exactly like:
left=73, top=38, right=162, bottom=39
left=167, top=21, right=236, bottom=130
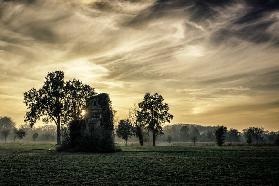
left=0, top=143, right=278, bottom=185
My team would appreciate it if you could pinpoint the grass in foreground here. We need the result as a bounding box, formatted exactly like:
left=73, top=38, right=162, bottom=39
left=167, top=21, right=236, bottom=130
left=0, top=143, right=278, bottom=185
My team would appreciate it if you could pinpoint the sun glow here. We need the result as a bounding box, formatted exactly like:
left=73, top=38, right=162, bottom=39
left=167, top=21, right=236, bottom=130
left=64, top=58, right=109, bottom=83
left=81, top=110, right=87, bottom=117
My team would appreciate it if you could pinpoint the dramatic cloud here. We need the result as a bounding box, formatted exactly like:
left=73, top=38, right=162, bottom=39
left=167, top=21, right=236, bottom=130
left=0, top=0, right=278, bottom=130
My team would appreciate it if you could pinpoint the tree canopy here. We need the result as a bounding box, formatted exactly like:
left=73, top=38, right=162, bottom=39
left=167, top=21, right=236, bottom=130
left=137, top=93, right=173, bottom=146
left=116, top=120, right=134, bottom=146
left=215, top=126, right=227, bottom=146
left=23, top=71, right=95, bottom=144
left=0, top=116, right=15, bottom=142
left=243, top=127, right=265, bottom=145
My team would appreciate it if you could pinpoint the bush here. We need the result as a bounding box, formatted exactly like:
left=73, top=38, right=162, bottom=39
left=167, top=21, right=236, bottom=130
left=58, top=120, right=117, bottom=153
left=215, top=126, right=227, bottom=146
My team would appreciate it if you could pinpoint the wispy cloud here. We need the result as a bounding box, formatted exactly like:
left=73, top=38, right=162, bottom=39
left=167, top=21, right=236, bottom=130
left=0, top=0, right=278, bottom=130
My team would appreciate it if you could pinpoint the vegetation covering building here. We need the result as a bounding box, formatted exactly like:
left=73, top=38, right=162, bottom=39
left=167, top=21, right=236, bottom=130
left=62, top=93, right=115, bottom=152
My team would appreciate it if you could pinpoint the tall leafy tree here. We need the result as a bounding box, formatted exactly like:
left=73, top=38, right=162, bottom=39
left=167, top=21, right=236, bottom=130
left=116, top=120, right=134, bottom=146
left=137, top=93, right=173, bottom=146
left=215, top=126, right=227, bottom=146
left=24, top=71, right=95, bottom=145
left=0, top=116, right=15, bottom=142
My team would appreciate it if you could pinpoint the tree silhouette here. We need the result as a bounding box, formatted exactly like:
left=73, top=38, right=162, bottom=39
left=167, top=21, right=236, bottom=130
left=64, top=79, right=95, bottom=121
left=227, top=128, right=240, bottom=143
left=24, top=71, right=95, bottom=145
left=14, top=129, right=26, bottom=140
left=191, top=136, right=197, bottom=146
left=243, top=127, right=264, bottom=145
left=167, top=135, right=172, bottom=144
left=128, top=106, right=144, bottom=146
left=0, top=116, right=15, bottom=143
left=116, top=120, right=134, bottom=146
left=215, top=126, right=227, bottom=146
left=137, top=93, right=173, bottom=146
left=189, top=126, right=200, bottom=145
left=32, top=133, right=39, bottom=141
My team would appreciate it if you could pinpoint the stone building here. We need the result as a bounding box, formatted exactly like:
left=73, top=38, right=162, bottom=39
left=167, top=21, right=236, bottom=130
left=66, top=93, right=115, bottom=152
left=84, top=93, right=113, bottom=130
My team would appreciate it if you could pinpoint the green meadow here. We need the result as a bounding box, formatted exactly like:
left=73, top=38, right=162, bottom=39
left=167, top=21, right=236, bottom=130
left=0, top=143, right=278, bottom=185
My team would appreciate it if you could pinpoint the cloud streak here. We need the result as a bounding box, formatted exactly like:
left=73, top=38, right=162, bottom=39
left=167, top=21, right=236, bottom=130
left=0, top=0, right=278, bottom=130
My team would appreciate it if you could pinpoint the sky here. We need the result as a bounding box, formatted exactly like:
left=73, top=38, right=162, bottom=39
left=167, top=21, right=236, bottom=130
left=0, top=0, right=279, bottom=131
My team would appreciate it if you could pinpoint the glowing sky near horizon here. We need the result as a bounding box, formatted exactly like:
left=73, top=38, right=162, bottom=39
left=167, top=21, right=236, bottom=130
left=0, top=0, right=279, bottom=130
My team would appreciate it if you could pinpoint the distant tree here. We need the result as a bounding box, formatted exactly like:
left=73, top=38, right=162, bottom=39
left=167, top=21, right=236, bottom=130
left=167, top=135, right=172, bottom=144
left=32, top=133, right=39, bottom=141
left=0, top=116, right=15, bottom=143
left=1, top=129, right=11, bottom=143
left=14, top=129, right=26, bottom=140
left=180, top=126, right=189, bottom=141
left=227, top=128, right=240, bottom=143
left=24, top=71, right=95, bottom=145
left=191, top=136, right=197, bottom=146
left=129, top=106, right=144, bottom=146
left=189, top=126, right=200, bottom=145
left=274, top=134, right=279, bottom=146
left=116, top=120, right=134, bottom=146
left=137, top=93, right=173, bottom=146
left=243, top=127, right=264, bottom=145
left=264, top=131, right=278, bottom=144
left=215, top=126, right=227, bottom=146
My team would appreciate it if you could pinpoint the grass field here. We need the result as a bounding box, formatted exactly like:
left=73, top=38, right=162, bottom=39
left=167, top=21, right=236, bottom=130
left=0, top=143, right=278, bottom=185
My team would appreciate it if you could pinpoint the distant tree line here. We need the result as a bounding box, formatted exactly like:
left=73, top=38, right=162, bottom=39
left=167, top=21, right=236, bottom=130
left=0, top=116, right=56, bottom=143
left=158, top=124, right=279, bottom=146
left=3, top=70, right=279, bottom=149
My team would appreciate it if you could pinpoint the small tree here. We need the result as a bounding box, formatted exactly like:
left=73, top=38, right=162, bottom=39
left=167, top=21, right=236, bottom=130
left=137, top=93, right=173, bottom=146
left=191, top=136, right=197, bottom=146
left=15, top=129, right=26, bottom=140
left=243, top=127, right=264, bottom=145
left=189, top=126, right=200, bottom=145
left=167, top=135, right=172, bottom=144
left=116, top=120, right=134, bottom=146
left=0, top=116, right=15, bottom=143
left=129, top=106, right=144, bottom=146
left=32, top=133, right=39, bottom=141
left=1, top=129, right=11, bottom=143
left=215, top=126, right=227, bottom=146
left=227, top=128, right=240, bottom=143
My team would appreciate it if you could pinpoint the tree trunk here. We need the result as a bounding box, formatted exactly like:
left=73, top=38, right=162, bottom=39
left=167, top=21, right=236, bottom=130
left=151, top=108, right=156, bottom=146
left=136, top=126, right=144, bottom=146
left=4, top=136, right=7, bottom=143
left=139, top=138, right=143, bottom=146
left=56, top=116, right=61, bottom=145
left=152, top=131, right=156, bottom=146
left=125, top=139, right=127, bottom=146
